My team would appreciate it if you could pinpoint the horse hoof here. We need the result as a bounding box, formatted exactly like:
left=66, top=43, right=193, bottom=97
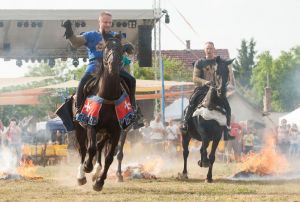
left=117, top=175, right=124, bottom=182
left=93, top=182, right=104, bottom=192
left=198, top=160, right=210, bottom=168
left=177, top=173, right=188, bottom=180
left=205, top=178, right=213, bottom=183
left=77, top=177, right=87, bottom=185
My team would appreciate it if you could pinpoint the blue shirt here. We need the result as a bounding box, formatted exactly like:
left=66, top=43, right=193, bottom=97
left=81, top=31, right=118, bottom=73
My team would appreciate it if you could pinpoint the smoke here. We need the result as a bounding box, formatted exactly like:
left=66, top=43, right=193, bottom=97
left=0, top=146, right=18, bottom=173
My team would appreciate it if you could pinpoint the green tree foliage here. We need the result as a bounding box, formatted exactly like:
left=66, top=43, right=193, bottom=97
left=233, top=38, right=256, bottom=87
left=0, top=60, right=83, bottom=123
left=133, top=56, right=192, bottom=82
left=251, top=47, right=300, bottom=112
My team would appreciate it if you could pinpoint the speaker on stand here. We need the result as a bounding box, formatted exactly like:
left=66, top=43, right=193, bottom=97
left=138, top=25, right=152, bottom=67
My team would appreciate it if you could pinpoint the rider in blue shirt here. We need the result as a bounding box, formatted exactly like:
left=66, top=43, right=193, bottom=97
left=63, top=11, right=140, bottom=127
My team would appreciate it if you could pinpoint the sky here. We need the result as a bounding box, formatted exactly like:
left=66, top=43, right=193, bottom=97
left=1, top=0, right=300, bottom=77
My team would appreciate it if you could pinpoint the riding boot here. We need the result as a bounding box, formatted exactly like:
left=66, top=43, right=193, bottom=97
left=120, top=70, right=143, bottom=129
left=75, top=73, right=93, bottom=118
left=130, top=88, right=144, bottom=129
left=181, top=104, right=195, bottom=132
left=223, top=98, right=232, bottom=140
left=223, top=112, right=232, bottom=141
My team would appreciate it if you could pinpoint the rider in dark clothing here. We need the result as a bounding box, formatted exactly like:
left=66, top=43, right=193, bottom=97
left=181, top=42, right=234, bottom=137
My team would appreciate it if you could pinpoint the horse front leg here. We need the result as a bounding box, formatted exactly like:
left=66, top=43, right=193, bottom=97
left=84, top=126, right=97, bottom=173
left=92, top=135, right=108, bottom=182
left=198, top=136, right=210, bottom=168
left=116, top=130, right=127, bottom=182
left=206, top=137, right=221, bottom=183
left=75, top=125, right=87, bottom=185
left=178, top=133, right=191, bottom=180
left=93, top=128, right=121, bottom=192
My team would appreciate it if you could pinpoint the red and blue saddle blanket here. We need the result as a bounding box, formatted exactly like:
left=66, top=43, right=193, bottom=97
left=114, top=92, right=136, bottom=129
left=75, top=93, right=135, bottom=129
left=75, top=95, right=104, bottom=125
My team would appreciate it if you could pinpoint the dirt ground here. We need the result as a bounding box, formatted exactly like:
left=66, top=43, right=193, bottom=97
left=1, top=147, right=300, bottom=202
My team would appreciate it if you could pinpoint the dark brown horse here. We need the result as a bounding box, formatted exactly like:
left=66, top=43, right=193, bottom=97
left=73, top=32, right=124, bottom=191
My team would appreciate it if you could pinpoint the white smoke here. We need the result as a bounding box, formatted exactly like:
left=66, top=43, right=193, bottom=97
left=0, top=146, right=18, bottom=173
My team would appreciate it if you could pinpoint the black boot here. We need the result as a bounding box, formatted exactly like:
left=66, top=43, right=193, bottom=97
left=132, top=105, right=144, bottom=129
left=181, top=105, right=194, bottom=132
left=75, top=74, right=93, bottom=119
left=223, top=116, right=232, bottom=140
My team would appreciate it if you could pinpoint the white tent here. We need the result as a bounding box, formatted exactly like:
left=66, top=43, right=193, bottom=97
left=165, top=97, right=189, bottom=121
left=279, top=107, right=300, bottom=128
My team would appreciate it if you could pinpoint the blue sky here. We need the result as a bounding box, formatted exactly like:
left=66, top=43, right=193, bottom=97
left=1, top=0, right=300, bottom=77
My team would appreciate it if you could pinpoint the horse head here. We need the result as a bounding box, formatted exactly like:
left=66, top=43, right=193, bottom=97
left=214, top=56, right=234, bottom=98
left=102, top=32, right=123, bottom=75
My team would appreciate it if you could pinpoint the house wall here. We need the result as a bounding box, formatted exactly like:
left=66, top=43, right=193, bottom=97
left=228, top=93, right=264, bottom=123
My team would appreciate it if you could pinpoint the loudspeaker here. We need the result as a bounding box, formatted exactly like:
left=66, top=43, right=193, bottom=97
left=138, top=25, right=152, bottom=67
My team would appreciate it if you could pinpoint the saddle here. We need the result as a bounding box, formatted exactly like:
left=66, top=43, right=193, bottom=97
left=196, top=86, right=226, bottom=116
left=82, top=76, right=130, bottom=105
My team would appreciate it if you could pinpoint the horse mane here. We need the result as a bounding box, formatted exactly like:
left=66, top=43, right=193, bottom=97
left=93, top=59, right=104, bottom=81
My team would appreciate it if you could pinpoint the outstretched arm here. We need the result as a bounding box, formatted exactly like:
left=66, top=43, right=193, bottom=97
left=68, top=35, right=86, bottom=48
left=62, top=20, right=86, bottom=48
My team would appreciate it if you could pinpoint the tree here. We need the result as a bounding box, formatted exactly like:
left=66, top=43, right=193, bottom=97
left=233, top=38, right=257, bottom=87
left=133, top=56, right=192, bottom=82
left=0, top=60, right=83, bottom=123
left=251, top=47, right=300, bottom=112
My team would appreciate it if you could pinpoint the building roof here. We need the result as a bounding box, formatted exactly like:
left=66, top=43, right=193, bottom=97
left=161, top=49, right=230, bottom=69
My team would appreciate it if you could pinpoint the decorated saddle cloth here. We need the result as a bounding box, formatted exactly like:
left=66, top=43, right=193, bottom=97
left=114, top=93, right=136, bottom=129
left=75, top=95, right=104, bottom=125
left=75, top=93, right=135, bottom=129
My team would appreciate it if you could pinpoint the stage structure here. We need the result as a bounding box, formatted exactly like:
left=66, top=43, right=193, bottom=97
left=0, top=9, right=156, bottom=67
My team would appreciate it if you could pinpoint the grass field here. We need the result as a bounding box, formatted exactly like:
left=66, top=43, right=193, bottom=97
left=1, top=150, right=300, bottom=202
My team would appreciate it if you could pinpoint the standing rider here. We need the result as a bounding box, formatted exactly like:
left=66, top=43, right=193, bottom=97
left=181, top=41, right=234, bottom=138
left=62, top=11, right=141, bottom=127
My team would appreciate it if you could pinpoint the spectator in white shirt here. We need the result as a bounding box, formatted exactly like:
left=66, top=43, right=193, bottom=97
left=166, top=120, right=180, bottom=141
left=149, top=114, right=165, bottom=142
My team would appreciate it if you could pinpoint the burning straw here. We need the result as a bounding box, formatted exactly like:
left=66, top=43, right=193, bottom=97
left=0, top=147, right=43, bottom=180
left=232, top=135, right=290, bottom=179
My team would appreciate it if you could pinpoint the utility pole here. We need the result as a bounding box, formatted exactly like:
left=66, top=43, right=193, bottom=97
left=153, top=0, right=160, bottom=115
left=153, top=0, right=169, bottom=125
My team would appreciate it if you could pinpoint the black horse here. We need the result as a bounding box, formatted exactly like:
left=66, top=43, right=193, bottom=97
left=179, top=57, right=234, bottom=183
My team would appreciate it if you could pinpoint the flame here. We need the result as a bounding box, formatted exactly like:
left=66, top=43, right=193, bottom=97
left=141, top=157, right=164, bottom=174
left=239, top=135, right=290, bottom=176
left=16, top=156, right=43, bottom=180
left=116, top=157, right=163, bottom=179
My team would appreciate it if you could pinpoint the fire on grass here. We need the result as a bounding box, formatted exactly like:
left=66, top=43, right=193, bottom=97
left=232, top=134, right=290, bottom=179
left=109, top=157, right=163, bottom=180
left=0, top=155, right=43, bottom=180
